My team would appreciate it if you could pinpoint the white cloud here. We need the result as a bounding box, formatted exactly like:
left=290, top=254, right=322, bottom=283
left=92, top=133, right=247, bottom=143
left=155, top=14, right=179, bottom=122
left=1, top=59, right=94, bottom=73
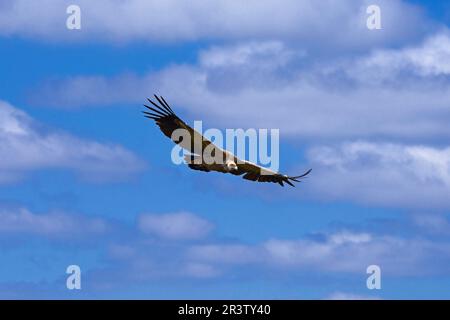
left=189, top=230, right=450, bottom=276
left=138, top=212, right=213, bottom=240
left=0, top=207, right=109, bottom=238
left=0, top=100, right=144, bottom=183
left=342, top=30, right=450, bottom=82
left=307, top=141, right=450, bottom=208
left=199, top=41, right=296, bottom=69
left=328, top=231, right=372, bottom=245
left=0, top=0, right=426, bottom=48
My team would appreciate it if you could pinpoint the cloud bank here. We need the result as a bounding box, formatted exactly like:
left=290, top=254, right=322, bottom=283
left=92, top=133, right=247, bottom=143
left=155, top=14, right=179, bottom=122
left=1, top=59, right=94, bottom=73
left=29, top=31, right=450, bottom=142
left=307, top=141, right=450, bottom=208
left=0, top=101, right=145, bottom=183
left=0, top=0, right=428, bottom=48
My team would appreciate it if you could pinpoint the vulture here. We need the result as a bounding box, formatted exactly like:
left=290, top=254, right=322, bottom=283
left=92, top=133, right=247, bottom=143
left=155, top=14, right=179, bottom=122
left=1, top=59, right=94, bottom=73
left=143, top=95, right=311, bottom=187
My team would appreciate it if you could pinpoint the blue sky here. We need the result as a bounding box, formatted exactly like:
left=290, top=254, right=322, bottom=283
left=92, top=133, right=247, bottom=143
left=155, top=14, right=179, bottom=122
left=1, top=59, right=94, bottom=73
left=0, top=0, right=450, bottom=299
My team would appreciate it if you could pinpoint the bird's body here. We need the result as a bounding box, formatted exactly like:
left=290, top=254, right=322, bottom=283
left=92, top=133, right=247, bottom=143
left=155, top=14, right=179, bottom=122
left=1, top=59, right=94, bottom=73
left=143, top=95, right=311, bottom=187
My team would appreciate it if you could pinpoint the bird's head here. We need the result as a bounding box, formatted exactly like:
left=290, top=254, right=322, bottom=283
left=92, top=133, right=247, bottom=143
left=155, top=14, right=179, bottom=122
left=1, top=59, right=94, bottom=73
left=226, top=160, right=238, bottom=172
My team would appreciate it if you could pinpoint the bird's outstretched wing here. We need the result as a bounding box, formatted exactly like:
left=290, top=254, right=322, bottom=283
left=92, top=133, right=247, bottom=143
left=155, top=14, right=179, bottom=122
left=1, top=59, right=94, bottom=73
left=231, top=160, right=312, bottom=187
left=142, top=95, right=229, bottom=161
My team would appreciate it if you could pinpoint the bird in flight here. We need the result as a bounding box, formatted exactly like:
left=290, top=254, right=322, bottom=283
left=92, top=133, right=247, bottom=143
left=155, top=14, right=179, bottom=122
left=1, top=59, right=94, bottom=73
left=142, top=95, right=311, bottom=187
